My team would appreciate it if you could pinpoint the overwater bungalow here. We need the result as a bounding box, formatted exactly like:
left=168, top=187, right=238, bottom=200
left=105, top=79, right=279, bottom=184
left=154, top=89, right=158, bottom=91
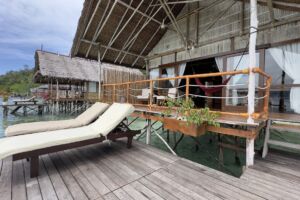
left=1, top=0, right=300, bottom=199
left=34, top=50, right=144, bottom=103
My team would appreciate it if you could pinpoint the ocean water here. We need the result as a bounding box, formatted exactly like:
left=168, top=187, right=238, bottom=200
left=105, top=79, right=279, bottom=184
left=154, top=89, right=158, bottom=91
left=0, top=98, right=75, bottom=137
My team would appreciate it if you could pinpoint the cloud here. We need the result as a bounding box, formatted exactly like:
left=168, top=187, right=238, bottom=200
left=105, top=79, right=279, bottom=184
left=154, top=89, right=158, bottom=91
left=0, top=0, right=84, bottom=73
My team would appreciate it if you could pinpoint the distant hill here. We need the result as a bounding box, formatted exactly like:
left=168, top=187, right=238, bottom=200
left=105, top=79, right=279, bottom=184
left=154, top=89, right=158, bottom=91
left=0, top=66, right=39, bottom=96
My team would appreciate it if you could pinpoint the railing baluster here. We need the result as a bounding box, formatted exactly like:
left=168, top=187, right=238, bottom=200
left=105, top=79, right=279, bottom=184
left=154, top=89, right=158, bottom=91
left=186, top=77, right=190, bottom=101
left=150, top=80, right=153, bottom=107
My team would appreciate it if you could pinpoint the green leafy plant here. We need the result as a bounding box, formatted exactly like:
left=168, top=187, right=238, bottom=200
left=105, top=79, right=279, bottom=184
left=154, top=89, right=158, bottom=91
left=163, top=98, right=220, bottom=127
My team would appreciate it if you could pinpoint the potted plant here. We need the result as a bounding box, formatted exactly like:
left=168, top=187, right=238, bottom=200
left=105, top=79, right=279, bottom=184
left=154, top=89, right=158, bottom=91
left=163, top=98, right=219, bottom=137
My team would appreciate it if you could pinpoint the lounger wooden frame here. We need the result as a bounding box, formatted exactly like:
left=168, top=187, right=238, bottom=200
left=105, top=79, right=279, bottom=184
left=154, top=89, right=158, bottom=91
left=12, top=127, right=139, bottom=178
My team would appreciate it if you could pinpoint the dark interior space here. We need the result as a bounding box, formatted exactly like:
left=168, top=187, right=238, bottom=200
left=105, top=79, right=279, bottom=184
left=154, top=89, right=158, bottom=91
left=179, top=58, right=223, bottom=109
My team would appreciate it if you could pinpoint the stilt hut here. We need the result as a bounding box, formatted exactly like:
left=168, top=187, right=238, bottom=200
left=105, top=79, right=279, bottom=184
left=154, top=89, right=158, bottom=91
left=34, top=50, right=144, bottom=103
left=70, top=0, right=300, bottom=166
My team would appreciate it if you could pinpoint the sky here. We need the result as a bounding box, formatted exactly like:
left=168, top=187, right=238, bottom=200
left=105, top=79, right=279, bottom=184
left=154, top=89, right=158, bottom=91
left=0, top=0, right=84, bottom=75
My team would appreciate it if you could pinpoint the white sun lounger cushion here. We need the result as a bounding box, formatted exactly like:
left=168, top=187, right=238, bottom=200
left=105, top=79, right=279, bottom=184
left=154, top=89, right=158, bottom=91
left=4, top=102, right=109, bottom=137
left=0, top=103, right=135, bottom=160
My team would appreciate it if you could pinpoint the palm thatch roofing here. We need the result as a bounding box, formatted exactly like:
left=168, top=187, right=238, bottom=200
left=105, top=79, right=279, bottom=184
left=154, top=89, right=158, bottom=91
left=34, top=50, right=144, bottom=84
left=71, top=0, right=185, bottom=69
left=71, top=0, right=300, bottom=69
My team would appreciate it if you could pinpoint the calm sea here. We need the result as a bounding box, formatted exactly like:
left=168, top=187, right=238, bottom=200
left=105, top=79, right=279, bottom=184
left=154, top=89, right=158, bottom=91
left=0, top=98, right=74, bottom=137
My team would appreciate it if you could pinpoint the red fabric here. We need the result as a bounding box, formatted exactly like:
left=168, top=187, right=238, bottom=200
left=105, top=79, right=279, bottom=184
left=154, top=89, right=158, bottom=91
left=194, top=77, right=231, bottom=95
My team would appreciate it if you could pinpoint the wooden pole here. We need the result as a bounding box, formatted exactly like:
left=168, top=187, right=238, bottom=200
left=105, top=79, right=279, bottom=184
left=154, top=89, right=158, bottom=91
left=186, top=77, right=190, bottom=101
left=149, top=80, right=153, bottom=107
left=246, top=0, right=258, bottom=167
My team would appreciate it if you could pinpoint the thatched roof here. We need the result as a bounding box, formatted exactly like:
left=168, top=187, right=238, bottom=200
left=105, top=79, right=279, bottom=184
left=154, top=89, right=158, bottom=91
left=71, top=0, right=300, bottom=69
left=71, top=0, right=184, bottom=69
left=34, top=50, right=144, bottom=84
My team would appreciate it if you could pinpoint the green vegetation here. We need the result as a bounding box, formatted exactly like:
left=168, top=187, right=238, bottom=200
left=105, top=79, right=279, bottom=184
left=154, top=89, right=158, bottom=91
left=164, top=98, right=220, bottom=127
left=0, top=66, right=39, bottom=96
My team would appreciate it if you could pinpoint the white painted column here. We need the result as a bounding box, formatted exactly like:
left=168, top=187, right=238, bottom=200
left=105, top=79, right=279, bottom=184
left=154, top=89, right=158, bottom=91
left=246, top=0, right=258, bottom=166
left=146, top=119, right=152, bottom=145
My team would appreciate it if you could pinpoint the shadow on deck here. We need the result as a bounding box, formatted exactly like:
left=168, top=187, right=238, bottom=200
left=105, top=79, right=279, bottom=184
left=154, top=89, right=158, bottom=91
left=0, top=140, right=299, bottom=200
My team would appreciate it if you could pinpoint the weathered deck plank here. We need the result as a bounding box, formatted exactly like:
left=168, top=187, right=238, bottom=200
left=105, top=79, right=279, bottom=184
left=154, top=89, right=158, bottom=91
left=0, top=140, right=300, bottom=200
left=23, top=159, right=43, bottom=200
left=37, top=159, right=58, bottom=200
left=12, top=160, right=26, bottom=200
left=58, top=151, right=101, bottom=200
left=49, top=153, right=88, bottom=200
left=0, top=157, right=13, bottom=200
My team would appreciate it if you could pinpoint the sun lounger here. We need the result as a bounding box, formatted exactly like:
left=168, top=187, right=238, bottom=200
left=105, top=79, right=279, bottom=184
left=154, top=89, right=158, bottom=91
left=5, top=102, right=109, bottom=137
left=0, top=103, right=138, bottom=177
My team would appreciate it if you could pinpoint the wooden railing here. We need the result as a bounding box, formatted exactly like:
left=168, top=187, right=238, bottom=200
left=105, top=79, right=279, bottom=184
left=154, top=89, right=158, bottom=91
left=101, top=67, right=272, bottom=120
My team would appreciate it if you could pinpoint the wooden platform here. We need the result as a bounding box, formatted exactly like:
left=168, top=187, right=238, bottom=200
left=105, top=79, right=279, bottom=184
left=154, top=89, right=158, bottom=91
left=1, top=140, right=300, bottom=200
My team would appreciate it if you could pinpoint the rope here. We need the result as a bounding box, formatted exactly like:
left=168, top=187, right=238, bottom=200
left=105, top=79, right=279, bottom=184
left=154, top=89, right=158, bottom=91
left=255, top=95, right=267, bottom=100
left=189, top=94, right=248, bottom=99
left=189, top=83, right=248, bottom=88
left=153, top=85, right=186, bottom=90
left=129, top=88, right=145, bottom=91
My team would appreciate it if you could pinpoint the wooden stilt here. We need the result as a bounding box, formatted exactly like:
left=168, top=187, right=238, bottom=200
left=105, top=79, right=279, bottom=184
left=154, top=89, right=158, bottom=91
left=146, top=119, right=151, bottom=145
left=262, top=120, right=271, bottom=158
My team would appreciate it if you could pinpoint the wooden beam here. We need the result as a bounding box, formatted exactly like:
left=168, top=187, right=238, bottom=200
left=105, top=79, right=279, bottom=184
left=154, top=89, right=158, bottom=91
left=267, top=0, right=276, bottom=24
left=240, top=0, right=245, bottom=35
left=85, top=0, right=115, bottom=58
left=81, top=39, right=145, bottom=59
left=239, top=0, right=300, bottom=12
left=114, top=0, right=158, bottom=63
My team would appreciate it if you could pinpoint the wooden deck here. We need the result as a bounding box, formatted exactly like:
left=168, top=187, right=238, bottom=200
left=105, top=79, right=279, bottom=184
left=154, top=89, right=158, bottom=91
left=1, top=140, right=300, bottom=200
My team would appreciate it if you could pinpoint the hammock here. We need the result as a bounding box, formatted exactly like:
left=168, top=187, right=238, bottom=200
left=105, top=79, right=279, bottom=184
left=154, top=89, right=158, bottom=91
left=194, top=77, right=231, bottom=95
left=192, top=67, right=232, bottom=95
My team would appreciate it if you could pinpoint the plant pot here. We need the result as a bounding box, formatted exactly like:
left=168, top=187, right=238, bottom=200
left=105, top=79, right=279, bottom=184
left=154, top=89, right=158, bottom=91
left=163, top=117, right=207, bottom=137
left=2, top=101, right=8, bottom=106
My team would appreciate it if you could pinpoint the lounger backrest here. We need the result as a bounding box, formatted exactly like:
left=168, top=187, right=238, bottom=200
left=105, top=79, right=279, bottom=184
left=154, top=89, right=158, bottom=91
left=75, top=102, right=109, bottom=125
left=88, top=103, right=135, bottom=136
left=142, top=89, right=150, bottom=97
left=168, top=88, right=177, bottom=99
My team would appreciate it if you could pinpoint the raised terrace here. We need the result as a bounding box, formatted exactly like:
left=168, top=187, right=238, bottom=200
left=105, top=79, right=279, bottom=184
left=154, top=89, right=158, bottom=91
left=1, top=140, right=300, bottom=200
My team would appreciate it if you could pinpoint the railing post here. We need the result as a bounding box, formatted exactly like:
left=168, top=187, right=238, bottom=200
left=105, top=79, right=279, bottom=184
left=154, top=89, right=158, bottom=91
left=127, top=83, right=129, bottom=103
left=186, top=77, right=190, bottom=101
left=149, top=80, right=153, bottom=107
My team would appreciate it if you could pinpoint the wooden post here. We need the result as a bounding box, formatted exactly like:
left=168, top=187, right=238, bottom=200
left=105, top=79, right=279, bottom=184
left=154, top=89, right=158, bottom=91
left=186, top=77, right=190, bottom=101
left=246, top=0, right=258, bottom=167
left=262, top=120, right=271, bottom=158
left=149, top=80, right=153, bottom=107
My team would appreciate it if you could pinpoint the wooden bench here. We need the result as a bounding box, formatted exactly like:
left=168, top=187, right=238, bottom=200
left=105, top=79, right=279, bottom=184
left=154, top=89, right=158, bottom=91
left=262, top=113, right=300, bottom=158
